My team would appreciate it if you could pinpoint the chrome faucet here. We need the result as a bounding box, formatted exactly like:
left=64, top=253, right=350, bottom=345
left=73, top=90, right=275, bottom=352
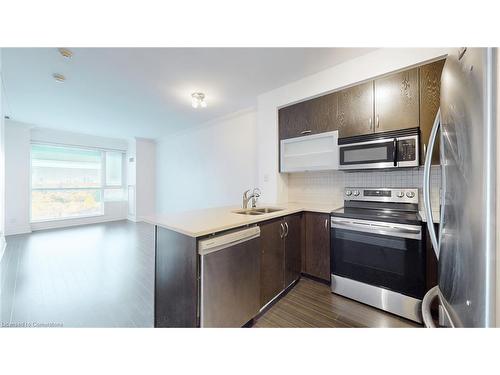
left=242, top=188, right=261, bottom=209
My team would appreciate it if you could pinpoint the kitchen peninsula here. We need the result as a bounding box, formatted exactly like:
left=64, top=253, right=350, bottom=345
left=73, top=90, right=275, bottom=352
left=144, top=202, right=339, bottom=327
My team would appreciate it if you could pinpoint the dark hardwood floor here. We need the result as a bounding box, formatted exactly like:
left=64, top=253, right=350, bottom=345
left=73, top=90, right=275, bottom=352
left=1, top=220, right=154, bottom=327
left=1, top=220, right=420, bottom=328
left=254, top=278, right=420, bottom=328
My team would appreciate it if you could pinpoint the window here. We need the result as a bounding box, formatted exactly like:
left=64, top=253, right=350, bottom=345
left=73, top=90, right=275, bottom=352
left=104, top=151, right=125, bottom=201
left=105, top=151, right=123, bottom=186
left=31, top=144, right=125, bottom=222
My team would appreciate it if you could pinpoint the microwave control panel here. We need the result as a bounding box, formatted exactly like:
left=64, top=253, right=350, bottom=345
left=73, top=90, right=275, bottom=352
left=397, top=139, right=416, bottom=161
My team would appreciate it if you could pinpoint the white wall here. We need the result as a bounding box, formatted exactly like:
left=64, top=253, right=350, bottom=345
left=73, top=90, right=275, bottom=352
left=4, top=120, right=129, bottom=234
left=126, top=138, right=137, bottom=220
left=31, top=127, right=128, bottom=151
left=496, top=56, right=500, bottom=327
left=156, top=109, right=257, bottom=213
left=29, top=201, right=128, bottom=231
left=257, top=48, right=450, bottom=205
left=0, top=48, right=6, bottom=266
left=135, top=138, right=156, bottom=219
left=126, top=137, right=156, bottom=221
left=4, top=120, right=31, bottom=235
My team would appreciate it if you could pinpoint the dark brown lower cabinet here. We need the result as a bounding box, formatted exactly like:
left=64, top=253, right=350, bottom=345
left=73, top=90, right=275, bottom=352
left=155, top=226, right=198, bottom=328
left=260, top=219, right=285, bottom=307
left=284, top=214, right=302, bottom=287
left=260, top=214, right=303, bottom=308
left=304, top=212, right=331, bottom=282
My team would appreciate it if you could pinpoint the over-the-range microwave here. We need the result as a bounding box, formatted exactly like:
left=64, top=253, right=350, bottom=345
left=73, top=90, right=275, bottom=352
left=338, top=128, right=419, bottom=170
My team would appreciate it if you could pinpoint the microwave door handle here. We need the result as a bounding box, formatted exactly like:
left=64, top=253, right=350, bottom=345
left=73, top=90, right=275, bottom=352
left=393, top=138, right=398, bottom=167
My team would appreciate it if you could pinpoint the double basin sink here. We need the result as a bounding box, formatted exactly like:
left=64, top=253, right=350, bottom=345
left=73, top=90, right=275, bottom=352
left=232, top=207, right=283, bottom=216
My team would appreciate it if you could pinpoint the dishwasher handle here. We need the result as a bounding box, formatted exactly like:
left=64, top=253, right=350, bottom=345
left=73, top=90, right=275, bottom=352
left=198, top=226, right=260, bottom=255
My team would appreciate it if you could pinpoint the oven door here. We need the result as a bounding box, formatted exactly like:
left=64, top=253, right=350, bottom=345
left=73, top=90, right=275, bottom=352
left=330, top=217, right=425, bottom=299
left=338, top=138, right=397, bottom=170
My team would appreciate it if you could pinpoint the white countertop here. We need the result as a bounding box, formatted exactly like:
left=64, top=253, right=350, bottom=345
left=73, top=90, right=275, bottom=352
left=142, top=202, right=341, bottom=238
left=418, top=210, right=441, bottom=224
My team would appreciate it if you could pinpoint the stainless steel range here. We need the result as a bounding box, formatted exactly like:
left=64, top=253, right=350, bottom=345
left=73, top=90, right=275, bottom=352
left=330, top=187, right=425, bottom=323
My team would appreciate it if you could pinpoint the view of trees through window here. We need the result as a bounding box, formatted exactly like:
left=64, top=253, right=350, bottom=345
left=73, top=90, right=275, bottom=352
left=31, top=144, right=124, bottom=221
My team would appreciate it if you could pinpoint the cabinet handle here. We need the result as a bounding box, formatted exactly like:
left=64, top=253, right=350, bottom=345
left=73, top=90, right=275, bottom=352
left=423, top=143, right=427, bottom=157
left=324, top=218, right=328, bottom=230
left=376, top=115, right=380, bottom=128
left=369, top=117, right=372, bottom=129
left=301, top=130, right=312, bottom=135
left=279, top=223, right=284, bottom=238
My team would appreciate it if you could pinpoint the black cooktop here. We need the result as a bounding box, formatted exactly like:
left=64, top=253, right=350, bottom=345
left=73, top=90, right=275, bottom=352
left=331, top=201, right=422, bottom=225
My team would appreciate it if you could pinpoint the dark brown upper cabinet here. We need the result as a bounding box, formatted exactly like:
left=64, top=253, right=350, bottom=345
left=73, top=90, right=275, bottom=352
left=278, top=60, right=445, bottom=157
left=419, top=59, right=445, bottom=165
left=337, top=81, right=374, bottom=138
left=374, top=68, right=419, bottom=133
left=279, top=101, right=309, bottom=140
left=278, top=92, right=339, bottom=140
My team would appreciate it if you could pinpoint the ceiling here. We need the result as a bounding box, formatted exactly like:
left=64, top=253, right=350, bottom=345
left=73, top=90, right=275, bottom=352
left=2, top=48, right=376, bottom=140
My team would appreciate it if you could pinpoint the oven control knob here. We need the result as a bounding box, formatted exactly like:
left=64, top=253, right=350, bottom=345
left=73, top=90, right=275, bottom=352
left=353, top=190, right=360, bottom=196
left=397, top=191, right=405, bottom=198
left=406, top=191, right=415, bottom=198
left=345, top=190, right=352, bottom=196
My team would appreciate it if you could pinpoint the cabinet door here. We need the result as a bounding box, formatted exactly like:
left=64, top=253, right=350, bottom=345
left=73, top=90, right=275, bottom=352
left=374, top=68, right=419, bottom=133
left=284, top=214, right=302, bottom=286
left=306, top=92, right=340, bottom=135
left=420, top=60, right=445, bottom=165
left=337, top=81, right=374, bottom=138
left=305, top=212, right=331, bottom=281
left=279, top=101, right=311, bottom=140
left=279, top=92, right=339, bottom=140
left=260, top=219, right=285, bottom=307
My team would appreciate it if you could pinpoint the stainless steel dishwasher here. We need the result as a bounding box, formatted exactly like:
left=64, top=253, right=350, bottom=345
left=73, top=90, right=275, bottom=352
left=198, top=226, right=261, bottom=328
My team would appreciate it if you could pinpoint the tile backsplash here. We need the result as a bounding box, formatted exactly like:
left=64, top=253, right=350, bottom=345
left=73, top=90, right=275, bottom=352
left=287, top=166, right=441, bottom=210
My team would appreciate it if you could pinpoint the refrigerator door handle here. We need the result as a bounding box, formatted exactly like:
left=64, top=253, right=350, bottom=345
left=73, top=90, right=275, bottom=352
left=423, top=108, right=441, bottom=258
left=422, top=285, right=456, bottom=328
left=422, top=286, right=438, bottom=328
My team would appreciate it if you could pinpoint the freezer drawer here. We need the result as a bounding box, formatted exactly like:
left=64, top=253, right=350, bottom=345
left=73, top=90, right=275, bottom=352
left=199, top=227, right=261, bottom=328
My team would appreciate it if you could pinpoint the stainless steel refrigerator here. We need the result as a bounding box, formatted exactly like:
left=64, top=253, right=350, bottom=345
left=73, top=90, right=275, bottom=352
left=422, top=47, right=498, bottom=327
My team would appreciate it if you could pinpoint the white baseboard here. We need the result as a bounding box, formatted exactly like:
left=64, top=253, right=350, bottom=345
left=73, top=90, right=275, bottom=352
left=5, top=224, right=32, bottom=236
left=0, top=236, right=6, bottom=296
left=0, top=235, right=6, bottom=264
left=31, top=216, right=128, bottom=232
left=127, top=215, right=139, bottom=222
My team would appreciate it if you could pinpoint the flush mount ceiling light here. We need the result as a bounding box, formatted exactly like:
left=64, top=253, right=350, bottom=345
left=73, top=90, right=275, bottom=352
left=191, top=92, right=207, bottom=108
left=58, top=48, right=73, bottom=59
left=52, top=73, right=66, bottom=82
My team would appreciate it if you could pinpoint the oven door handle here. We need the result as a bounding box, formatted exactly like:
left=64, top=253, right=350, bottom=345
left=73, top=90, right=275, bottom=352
left=331, top=219, right=422, bottom=240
